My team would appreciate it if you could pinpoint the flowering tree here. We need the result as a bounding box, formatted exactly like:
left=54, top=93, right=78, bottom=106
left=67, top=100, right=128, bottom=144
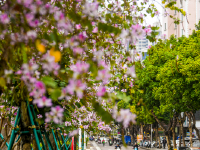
left=0, top=0, right=185, bottom=149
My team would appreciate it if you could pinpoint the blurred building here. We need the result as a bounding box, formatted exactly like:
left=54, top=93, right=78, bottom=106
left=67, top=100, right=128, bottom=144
left=162, top=0, right=200, bottom=38
left=133, top=22, right=162, bottom=61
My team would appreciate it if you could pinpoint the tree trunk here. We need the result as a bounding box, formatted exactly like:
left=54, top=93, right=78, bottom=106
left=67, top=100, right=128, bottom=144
left=179, top=126, right=182, bottom=147
left=0, top=118, right=12, bottom=150
left=140, top=123, right=143, bottom=136
left=191, top=111, right=200, bottom=142
left=49, top=133, right=56, bottom=149
left=188, top=114, right=193, bottom=147
left=178, top=113, right=186, bottom=147
left=156, top=123, right=158, bottom=147
left=32, top=137, right=38, bottom=150
left=158, top=137, right=161, bottom=149
left=151, top=110, right=173, bottom=150
left=166, top=133, right=171, bottom=150
left=194, top=126, right=200, bottom=142
left=20, top=101, right=32, bottom=150
left=172, top=127, right=176, bottom=149
left=181, top=123, right=185, bottom=146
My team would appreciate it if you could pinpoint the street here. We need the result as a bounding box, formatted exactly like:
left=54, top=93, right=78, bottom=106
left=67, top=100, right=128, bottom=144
left=87, top=141, right=136, bottom=150
left=87, top=141, right=167, bottom=150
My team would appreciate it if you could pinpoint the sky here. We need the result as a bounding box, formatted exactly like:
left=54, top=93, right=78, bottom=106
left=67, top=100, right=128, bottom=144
left=140, top=0, right=163, bottom=26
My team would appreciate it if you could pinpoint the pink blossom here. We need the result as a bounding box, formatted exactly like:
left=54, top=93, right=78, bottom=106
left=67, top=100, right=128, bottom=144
left=69, top=129, right=79, bottom=137
left=82, top=2, right=99, bottom=18
left=96, top=86, right=106, bottom=97
left=92, top=27, right=98, bottom=33
left=33, top=96, right=52, bottom=108
left=54, top=11, right=65, bottom=21
left=49, top=106, right=64, bottom=124
left=96, top=69, right=111, bottom=84
left=22, top=61, right=38, bottom=75
left=144, top=28, right=152, bottom=36
left=148, top=45, right=152, bottom=49
left=45, top=112, right=52, bottom=123
left=78, top=33, right=86, bottom=42
left=126, top=66, right=136, bottom=78
left=76, top=24, right=81, bottom=29
left=66, top=79, right=86, bottom=98
left=30, top=81, right=46, bottom=98
left=70, top=61, right=90, bottom=74
left=0, top=14, right=9, bottom=24
left=164, top=11, right=169, bottom=17
left=161, top=34, right=167, bottom=39
left=155, top=11, right=160, bottom=16
left=41, top=52, right=60, bottom=75
left=73, top=47, right=84, bottom=54
left=35, top=81, right=46, bottom=94
left=116, top=109, right=137, bottom=128
left=37, top=114, right=43, bottom=118
left=26, top=13, right=34, bottom=23
left=65, top=121, right=72, bottom=126
left=23, top=0, right=33, bottom=7
left=27, top=30, right=37, bottom=39
left=131, top=24, right=145, bottom=40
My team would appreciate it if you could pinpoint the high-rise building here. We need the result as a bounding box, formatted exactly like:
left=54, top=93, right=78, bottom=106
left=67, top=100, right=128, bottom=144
left=135, top=22, right=162, bottom=61
left=162, top=0, right=200, bottom=38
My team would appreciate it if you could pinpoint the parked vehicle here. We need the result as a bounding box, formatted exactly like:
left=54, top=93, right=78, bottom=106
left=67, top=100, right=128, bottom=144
left=124, top=136, right=131, bottom=146
left=143, top=141, right=150, bottom=147
left=89, top=136, right=94, bottom=141
left=98, top=139, right=102, bottom=144
left=109, top=139, right=113, bottom=146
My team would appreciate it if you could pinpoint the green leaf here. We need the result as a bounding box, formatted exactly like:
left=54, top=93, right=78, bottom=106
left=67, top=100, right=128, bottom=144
left=0, top=77, right=6, bottom=87
left=41, top=76, right=57, bottom=88
left=116, top=92, right=131, bottom=103
left=22, top=45, right=27, bottom=63
left=50, top=89, right=61, bottom=101
left=92, top=101, right=113, bottom=124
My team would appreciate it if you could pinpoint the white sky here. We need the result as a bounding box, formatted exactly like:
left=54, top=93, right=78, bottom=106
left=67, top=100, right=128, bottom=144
left=103, top=0, right=164, bottom=27
left=140, top=0, right=163, bottom=26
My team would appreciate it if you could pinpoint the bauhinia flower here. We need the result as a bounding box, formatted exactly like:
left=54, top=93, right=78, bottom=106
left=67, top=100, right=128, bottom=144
left=45, top=106, right=64, bottom=124
left=33, top=96, right=52, bottom=108
left=126, top=66, right=136, bottom=78
left=66, top=79, right=86, bottom=98
left=70, top=61, right=90, bottom=74
left=96, top=69, right=111, bottom=84
left=96, top=86, right=106, bottom=97
left=0, top=13, right=10, bottom=24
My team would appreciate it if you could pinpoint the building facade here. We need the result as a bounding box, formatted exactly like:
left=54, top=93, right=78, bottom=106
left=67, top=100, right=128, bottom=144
left=162, top=0, right=200, bottom=39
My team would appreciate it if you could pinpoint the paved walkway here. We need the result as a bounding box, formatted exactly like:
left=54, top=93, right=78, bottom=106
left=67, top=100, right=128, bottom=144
left=87, top=141, right=168, bottom=150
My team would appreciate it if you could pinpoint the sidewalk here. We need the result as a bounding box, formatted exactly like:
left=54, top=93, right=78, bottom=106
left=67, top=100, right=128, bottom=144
left=140, top=147, right=168, bottom=150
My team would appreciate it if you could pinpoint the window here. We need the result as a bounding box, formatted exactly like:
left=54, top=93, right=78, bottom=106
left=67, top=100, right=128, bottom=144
left=175, top=10, right=177, bottom=15
left=175, top=35, right=177, bottom=38
left=182, top=29, right=184, bottom=36
left=180, top=0, right=183, bottom=8
left=165, top=23, right=167, bottom=30
left=175, top=23, right=177, bottom=28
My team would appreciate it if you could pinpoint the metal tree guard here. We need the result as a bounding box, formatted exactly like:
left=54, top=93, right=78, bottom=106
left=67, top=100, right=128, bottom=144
left=1, top=102, right=78, bottom=150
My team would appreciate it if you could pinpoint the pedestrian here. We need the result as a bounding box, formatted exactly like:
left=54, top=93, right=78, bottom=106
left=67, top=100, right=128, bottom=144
left=133, top=142, right=139, bottom=150
left=103, top=139, right=105, bottom=146
left=162, top=138, right=167, bottom=149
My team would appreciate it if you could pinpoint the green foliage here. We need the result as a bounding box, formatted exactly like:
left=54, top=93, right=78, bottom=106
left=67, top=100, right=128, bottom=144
left=135, top=31, right=200, bottom=126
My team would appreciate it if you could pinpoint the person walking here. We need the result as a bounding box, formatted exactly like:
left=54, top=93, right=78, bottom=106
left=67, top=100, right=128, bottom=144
left=133, top=142, right=139, bottom=150
left=162, top=138, right=167, bottom=149
left=102, top=139, right=105, bottom=146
